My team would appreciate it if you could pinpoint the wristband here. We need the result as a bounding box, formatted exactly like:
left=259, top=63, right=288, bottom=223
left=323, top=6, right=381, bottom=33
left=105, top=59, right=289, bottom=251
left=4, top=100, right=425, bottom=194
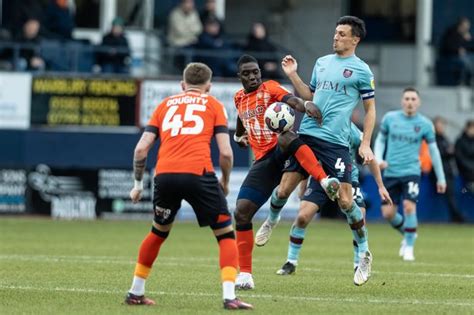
left=134, top=180, right=143, bottom=191
left=304, top=101, right=312, bottom=110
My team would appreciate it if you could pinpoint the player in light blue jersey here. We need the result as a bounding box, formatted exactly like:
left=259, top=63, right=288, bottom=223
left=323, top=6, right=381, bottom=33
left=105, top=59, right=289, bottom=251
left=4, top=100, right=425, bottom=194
left=278, top=123, right=392, bottom=274
left=274, top=16, right=385, bottom=286
left=374, top=87, right=446, bottom=261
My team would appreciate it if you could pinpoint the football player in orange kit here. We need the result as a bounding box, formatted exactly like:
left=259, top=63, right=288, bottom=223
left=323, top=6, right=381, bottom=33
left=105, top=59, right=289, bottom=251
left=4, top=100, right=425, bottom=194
left=125, top=62, right=252, bottom=310
left=232, top=55, right=340, bottom=289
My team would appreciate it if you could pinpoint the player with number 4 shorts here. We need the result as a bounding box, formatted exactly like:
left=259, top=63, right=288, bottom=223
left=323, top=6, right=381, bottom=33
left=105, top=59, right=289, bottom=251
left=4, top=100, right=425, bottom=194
left=277, top=16, right=377, bottom=286
left=374, top=87, right=446, bottom=262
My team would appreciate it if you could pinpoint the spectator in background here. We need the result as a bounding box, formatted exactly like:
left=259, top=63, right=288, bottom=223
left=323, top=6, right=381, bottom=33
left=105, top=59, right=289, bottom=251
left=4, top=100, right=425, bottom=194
left=199, top=0, right=224, bottom=35
left=8, top=0, right=45, bottom=39
left=16, top=19, right=46, bottom=71
left=44, top=0, right=75, bottom=40
left=432, top=117, right=464, bottom=222
left=244, top=23, right=282, bottom=79
left=98, top=17, right=130, bottom=74
left=167, top=0, right=202, bottom=48
left=439, top=17, right=473, bottom=85
left=455, top=120, right=474, bottom=194
left=195, top=18, right=236, bottom=77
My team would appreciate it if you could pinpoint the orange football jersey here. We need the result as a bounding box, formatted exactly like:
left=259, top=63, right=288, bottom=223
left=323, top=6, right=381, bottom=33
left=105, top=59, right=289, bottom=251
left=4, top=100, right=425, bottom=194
left=234, top=80, right=291, bottom=160
left=147, top=91, right=228, bottom=175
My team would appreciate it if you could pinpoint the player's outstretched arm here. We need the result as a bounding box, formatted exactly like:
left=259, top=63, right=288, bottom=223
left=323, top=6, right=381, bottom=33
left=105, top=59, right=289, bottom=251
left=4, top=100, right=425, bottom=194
left=359, top=98, right=376, bottom=164
left=281, top=55, right=313, bottom=101
left=216, top=132, right=234, bottom=196
left=428, top=142, right=447, bottom=194
left=130, top=131, right=157, bottom=203
left=374, top=131, right=388, bottom=169
left=286, top=96, right=322, bottom=124
left=368, top=158, right=393, bottom=205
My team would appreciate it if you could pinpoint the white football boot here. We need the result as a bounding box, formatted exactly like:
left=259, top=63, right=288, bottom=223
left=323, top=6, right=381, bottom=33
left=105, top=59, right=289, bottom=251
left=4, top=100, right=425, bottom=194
left=399, top=239, right=406, bottom=257
left=255, top=218, right=279, bottom=247
left=354, top=250, right=372, bottom=286
left=403, top=246, right=415, bottom=261
left=235, top=272, right=255, bottom=290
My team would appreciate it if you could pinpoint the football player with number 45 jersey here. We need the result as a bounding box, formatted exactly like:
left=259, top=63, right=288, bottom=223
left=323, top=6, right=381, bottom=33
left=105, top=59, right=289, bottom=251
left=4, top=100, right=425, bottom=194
left=374, top=87, right=446, bottom=262
left=125, top=63, right=252, bottom=310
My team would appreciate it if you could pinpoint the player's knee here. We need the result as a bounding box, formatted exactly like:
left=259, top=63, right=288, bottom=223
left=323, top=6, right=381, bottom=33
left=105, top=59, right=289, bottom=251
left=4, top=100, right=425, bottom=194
left=234, top=208, right=251, bottom=225
left=338, top=196, right=353, bottom=211
left=381, top=208, right=395, bottom=220
left=403, top=200, right=416, bottom=213
left=277, top=185, right=292, bottom=199
left=295, top=213, right=311, bottom=228
left=277, top=131, right=297, bottom=152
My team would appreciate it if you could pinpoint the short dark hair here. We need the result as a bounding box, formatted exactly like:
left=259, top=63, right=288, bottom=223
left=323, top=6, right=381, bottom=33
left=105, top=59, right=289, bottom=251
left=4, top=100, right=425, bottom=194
left=183, top=62, right=212, bottom=85
left=337, top=16, right=366, bottom=39
left=237, top=54, right=258, bottom=69
left=403, top=87, right=419, bottom=95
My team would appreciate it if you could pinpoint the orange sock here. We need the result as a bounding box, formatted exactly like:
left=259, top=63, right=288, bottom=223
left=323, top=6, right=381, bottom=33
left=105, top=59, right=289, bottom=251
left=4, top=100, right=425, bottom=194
left=294, top=144, right=327, bottom=182
left=219, top=238, right=238, bottom=282
left=134, top=230, right=167, bottom=279
left=236, top=225, right=254, bottom=273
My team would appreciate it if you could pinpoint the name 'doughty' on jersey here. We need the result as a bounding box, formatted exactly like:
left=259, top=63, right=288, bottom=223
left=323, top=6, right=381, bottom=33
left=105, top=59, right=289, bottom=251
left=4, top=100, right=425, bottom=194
left=166, top=95, right=209, bottom=107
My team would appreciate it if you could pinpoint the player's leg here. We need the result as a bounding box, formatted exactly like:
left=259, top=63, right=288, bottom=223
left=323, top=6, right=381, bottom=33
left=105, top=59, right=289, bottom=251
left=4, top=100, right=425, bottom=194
left=255, top=171, right=304, bottom=247
left=402, top=199, right=417, bottom=261
left=234, top=198, right=259, bottom=289
left=211, top=218, right=253, bottom=310
left=278, top=131, right=340, bottom=200
left=381, top=178, right=404, bottom=235
left=338, top=183, right=372, bottom=286
left=276, top=176, right=326, bottom=275
left=351, top=183, right=366, bottom=270
left=400, top=177, right=420, bottom=261
left=125, top=174, right=181, bottom=305
left=186, top=172, right=253, bottom=309
left=276, top=200, right=320, bottom=275
left=234, top=156, right=281, bottom=289
left=126, top=222, right=171, bottom=305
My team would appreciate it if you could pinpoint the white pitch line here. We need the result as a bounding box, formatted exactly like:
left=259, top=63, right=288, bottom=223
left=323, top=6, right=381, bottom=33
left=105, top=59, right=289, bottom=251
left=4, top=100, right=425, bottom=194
left=0, top=284, right=472, bottom=308
left=1, top=254, right=473, bottom=279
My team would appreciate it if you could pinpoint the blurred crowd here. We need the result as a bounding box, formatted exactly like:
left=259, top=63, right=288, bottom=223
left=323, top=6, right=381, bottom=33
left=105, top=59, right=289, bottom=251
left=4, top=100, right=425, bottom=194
left=164, top=0, right=283, bottom=79
left=0, top=0, right=130, bottom=74
left=437, top=17, right=474, bottom=86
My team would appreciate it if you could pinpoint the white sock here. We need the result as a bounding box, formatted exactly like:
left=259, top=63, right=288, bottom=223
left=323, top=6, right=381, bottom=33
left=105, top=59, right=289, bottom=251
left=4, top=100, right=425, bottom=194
left=129, top=276, right=146, bottom=296
left=222, top=281, right=236, bottom=300
left=288, top=259, right=298, bottom=265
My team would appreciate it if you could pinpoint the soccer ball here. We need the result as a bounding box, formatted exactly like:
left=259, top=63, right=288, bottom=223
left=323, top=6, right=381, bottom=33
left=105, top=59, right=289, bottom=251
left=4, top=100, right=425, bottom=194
left=264, top=102, right=295, bottom=133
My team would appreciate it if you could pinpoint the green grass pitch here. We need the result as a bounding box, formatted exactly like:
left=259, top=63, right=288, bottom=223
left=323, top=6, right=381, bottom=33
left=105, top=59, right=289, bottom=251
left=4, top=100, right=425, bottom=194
left=0, top=217, right=473, bottom=314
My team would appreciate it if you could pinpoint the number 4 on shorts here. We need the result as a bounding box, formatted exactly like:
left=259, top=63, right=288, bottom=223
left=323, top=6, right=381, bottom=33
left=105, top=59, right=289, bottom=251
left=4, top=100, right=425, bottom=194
left=335, top=158, right=345, bottom=172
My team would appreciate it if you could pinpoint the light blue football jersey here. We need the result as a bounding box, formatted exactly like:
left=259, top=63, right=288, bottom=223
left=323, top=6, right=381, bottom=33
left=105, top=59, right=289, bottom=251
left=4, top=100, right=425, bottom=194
left=299, top=54, right=375, bottom=147
left=349, top=123, right=363, bottom=183
left=380, top=110, right=436, bottom=178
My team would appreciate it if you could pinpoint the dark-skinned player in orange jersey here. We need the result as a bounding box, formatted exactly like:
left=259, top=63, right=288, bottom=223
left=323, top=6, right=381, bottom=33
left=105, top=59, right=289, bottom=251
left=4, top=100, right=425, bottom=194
left=232, top=55, right=340, bottom=289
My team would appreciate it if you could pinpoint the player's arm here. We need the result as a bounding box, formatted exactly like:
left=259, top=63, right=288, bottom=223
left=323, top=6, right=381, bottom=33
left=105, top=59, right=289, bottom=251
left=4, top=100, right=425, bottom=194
left=234, top=116, right=248, bottom=148
left=359, top=98, right=376, bottom=164
left=428, top=141, right=447, bottom=194
left=215, top=132, right=234, bottom=196
left=285, top=95, right=322, bottom=124
left=368, top=158, right=393, bottom=205
left=281, top=55, right=313, bottom=101
left=130, top=131, right=157, bottom=203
